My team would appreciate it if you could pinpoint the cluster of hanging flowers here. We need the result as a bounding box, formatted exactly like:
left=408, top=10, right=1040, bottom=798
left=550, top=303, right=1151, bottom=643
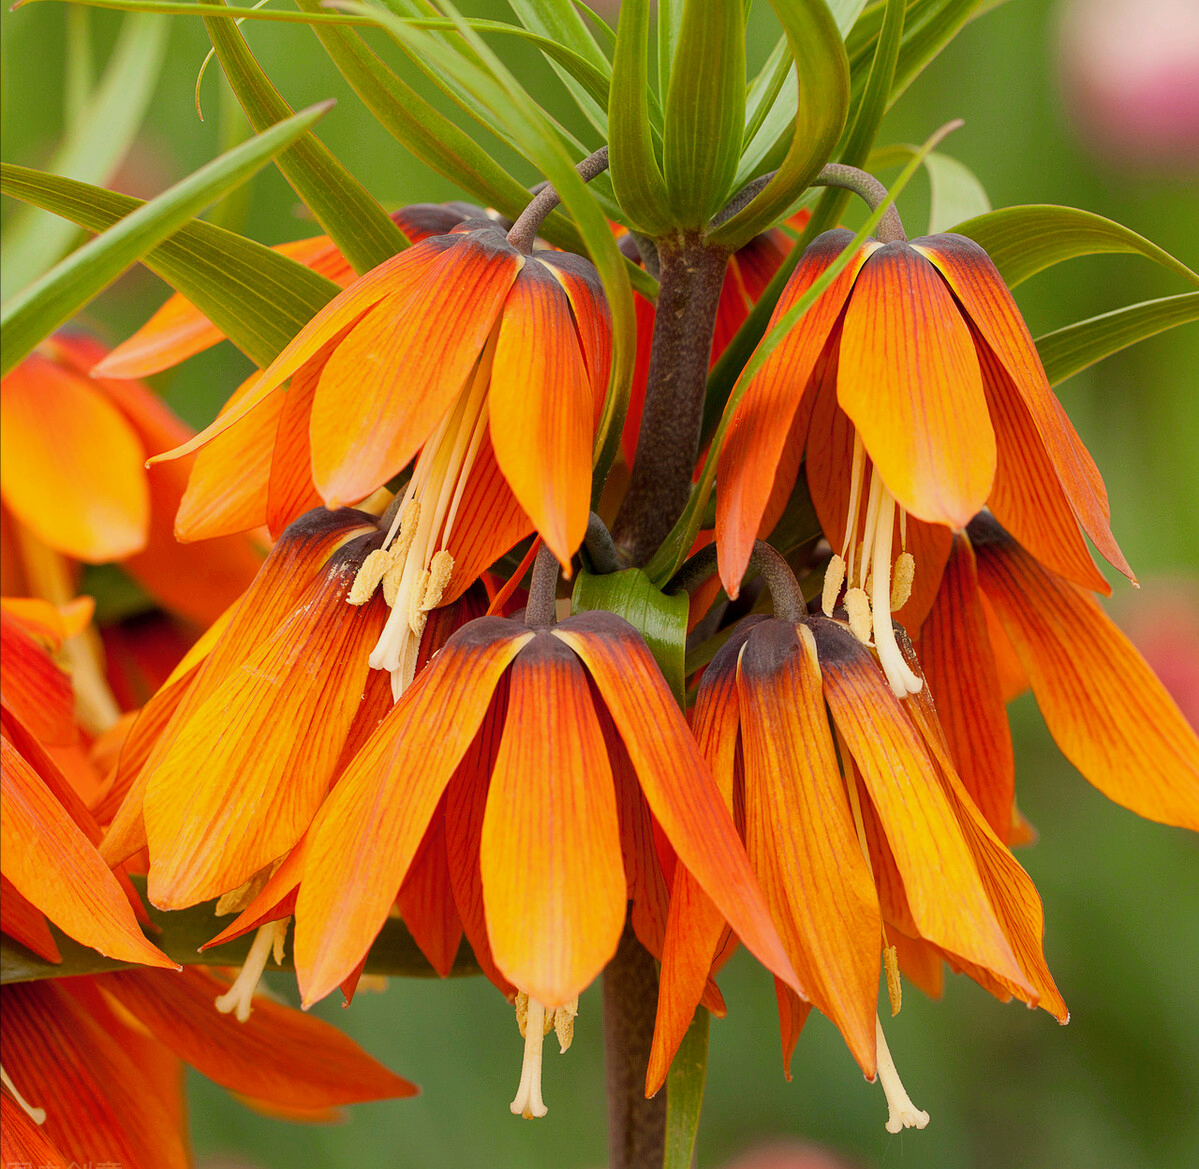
left=13, top=157, right=1194, bottom=1150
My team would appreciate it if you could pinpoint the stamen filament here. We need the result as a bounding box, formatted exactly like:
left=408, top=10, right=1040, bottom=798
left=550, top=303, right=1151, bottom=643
left=1, top=1064, right=46, bottom=1125
left=870, top=491, right=923, bottom=698
left=510, top=996, right=549, bottom=1119
left=214, top=918, right=288, bottom=1022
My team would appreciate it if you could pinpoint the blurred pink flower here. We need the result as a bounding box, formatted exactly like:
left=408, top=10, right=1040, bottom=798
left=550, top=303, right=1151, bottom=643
left=1115, top=576, right=1199, bottom=729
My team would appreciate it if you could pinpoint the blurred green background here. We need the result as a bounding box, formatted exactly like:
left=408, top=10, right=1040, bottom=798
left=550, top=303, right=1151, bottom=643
left=2, top=2, right=1196, bottom=1166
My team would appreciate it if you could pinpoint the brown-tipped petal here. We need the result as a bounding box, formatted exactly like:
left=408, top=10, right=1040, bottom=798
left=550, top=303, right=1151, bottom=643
left=717, top=230, right=874, bottom=594
left=396, top=799, right=463, bottom=979
left=972, top=515, right=1199, bottom=829
left=0, top=609, right=76, bottom=746
left=142, top=539, right=388, bottom=908
left=311, top=231, right=523, bottom=507
left=176, top=371, right=279, bottom=541
left=554, top=612, right=800, bottom=994
left=1, top=355, right=148, bottom=561
left=811, top=618, right=1029, bottom=991
left=294, top=618, right=530, bottom=1006
left=921, top=534, right=1017, bottom=841
left=94, top=234, right=350, bottom=379
left=266, top=358, right=324, bottom=537
left=4, top=980, right=189, bottom=1169
left=837, top=242, right=994, bottom=528
left=1, top=737, right=174, bottom=968
left=102, top=967, right=418, bottom=1107
left=914, top=234, right=1132, bottom=580
left=0, top=873, right=61, bottom=962
left=152, top=241, right=453, bottom=466
left=976, top=337, right=1111, bottom=594
left=490, top=262, right=593, bottom=566
left=481, top=633, right=625, bottom=1005
left=737, top=620, right=881, bottom=1074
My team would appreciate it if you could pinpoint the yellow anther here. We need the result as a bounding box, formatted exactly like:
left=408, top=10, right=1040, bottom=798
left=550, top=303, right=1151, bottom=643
left=554, top=998, right=578, bottom=1054
left=381, top=556, right=406, bottom=608
left=822, top=553, right=846, bottom=617
left=420, top=550, right=455, bottom=612
left=408, top=569, right=432, bottom=632
left=844, top=587, right=873, bottom=644
left=348, top=547, right=392, bottom=605
left=890, top=552, right=916, bottom=612
left=884, top=944, right=902, bottom=1016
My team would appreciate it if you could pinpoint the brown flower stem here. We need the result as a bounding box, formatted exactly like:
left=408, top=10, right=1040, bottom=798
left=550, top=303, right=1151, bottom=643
left=604, top=918, right=667, bottom=1169
left=668, top=539, right=807, bottom=623
left=811, top=163, right=907, bottom=243
left=524, top=543, right=560, bottom=629
left=583, top=512, right=625, bottom=575
left=612, top=232, right=731, bottom=565
left=506, top=146, right=610, bottom=253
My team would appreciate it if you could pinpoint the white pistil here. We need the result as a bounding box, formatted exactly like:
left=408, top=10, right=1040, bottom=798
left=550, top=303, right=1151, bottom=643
left=875, top=1016, right=929, bottom=1134
left=870, top=491, right=923, bottom=699
left=1, top=1064, right=46, bottom=1125
left=509, top=992, right=579, bottom=1119
left=214, top=918, right=289, bottom=1022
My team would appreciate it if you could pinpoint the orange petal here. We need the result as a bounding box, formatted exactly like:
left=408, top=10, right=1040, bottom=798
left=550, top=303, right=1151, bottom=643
left=717, top=230, right=874, bottom=593
left=0, top=607, right=76, bottom=746
left=775, top=978, right=813, bottom=1082
left=737, top=619, right=881, bottom=1074
left=266, top=357, right=323, bottom=537
left=837, top=242, right=995, bottom=528
left=971, top=514, right=1199, bottom=829
left=294, top=618, right=530, bottom=1006
left=480, top=633, right=626, bottom=1004
left=976, top=336, right=1111, bottom=594
left=0, top=354, right=148, bottom=561
left=539, top=251, right=613, bottom=424
left=889, top=931, right=944, bottom=1000
left=151, top=239, right=454, bottom=465
left=0, top=872, right=61, bottom=962
left=914, top=233, right=1132, bottom=580
left=102, top=966, right=417, bottom=1107
left=311, top=230, right=524, bottom=507
left=553, top=612, right=800, bottom=994
left=920, top=533, right=1016, bottom=841
left=810, top=616, right=1029, bottom=991
left=3, top=979, right=189, bottom=1169
left=142, top=535, right=389, bottom=908
left=1, top=736, right=174, bottom=968
left=489, top=261, right=593, bottom=566
left=396, top=799, right=464, bottom=978
left=2, top=1086, right=69, bottom=1166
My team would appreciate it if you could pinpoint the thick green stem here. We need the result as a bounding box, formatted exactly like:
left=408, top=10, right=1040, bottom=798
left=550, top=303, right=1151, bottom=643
left=604, top=918, right=667, bottom=1169
left=612, top=232, right=730, bottom=565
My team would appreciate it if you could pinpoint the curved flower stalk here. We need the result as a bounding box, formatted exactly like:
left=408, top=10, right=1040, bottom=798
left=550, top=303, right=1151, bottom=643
left=715, top=228, right=1133, bottom=698
left=0, top=334, right=262, bottom=628
left=152, top=219, right=611, bottom=696
left=203, top=603, right=796, bottom=1118
left=648, top=596, right=1066, bottom=1131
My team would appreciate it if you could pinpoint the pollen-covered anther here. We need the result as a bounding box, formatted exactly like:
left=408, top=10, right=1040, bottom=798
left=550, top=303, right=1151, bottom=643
left=875, top=1016, right=929, bottom=1134
left=890, top=552, right=915, bottom=612
left=214, top=917, right=290, bottom=1023
left=420, top=550, right=454, bottom=613
left=844, top=587, right=873, bottom=644
left=408, top=569, right=433, bottom=632
left=822, top=553, right=846, bottom=617
left=554, top=997, right=579, bottom=1054
left=884, top=944, right=902, bottom=1016
left=1, top=1064, right=46, bottom=1126
left=348, top=547, right=393, bottom=606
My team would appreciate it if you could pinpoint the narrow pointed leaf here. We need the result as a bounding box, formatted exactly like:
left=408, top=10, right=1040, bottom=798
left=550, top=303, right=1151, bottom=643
left=1036, top=292, right=1199, bottom=387
left=664, top=1006, right=709, bottom=1169
left=202, top=0, right=408, bottom=274
left=0, top=103, right=331, bottom=377
left=0, top=166, right=341, bottom=369
left=954, top=204, right=1199, bottom=289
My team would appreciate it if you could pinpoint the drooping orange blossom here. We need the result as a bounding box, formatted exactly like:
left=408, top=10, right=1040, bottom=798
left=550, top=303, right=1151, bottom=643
left=200, top=607, right=798, bottom=1117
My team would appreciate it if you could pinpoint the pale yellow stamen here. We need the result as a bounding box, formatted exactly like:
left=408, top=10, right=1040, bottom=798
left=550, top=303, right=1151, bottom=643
left=1, top=1064, right=46, bottom=1125
left=421, top=550, right=454, bottom=613
left=875, top=1016, right=929, bottom=1134
left=890, top=552, right=915, bottom=612
left=554, top=998, right=579, bottom=1054
left=822, top=553, right=846, bottom=617
left=348, top=547, right=392, bottom=606
left=841, top=431, right=867, bottom=583
left=844, top=587, right=873, bottom=644
left=869, top=491, right=923, bottom=699
left=214, top=918, right=289, bottom=1022
left=509, top=992, right=578, bottom=1118
left=884, top=944, right=902, bottom=1016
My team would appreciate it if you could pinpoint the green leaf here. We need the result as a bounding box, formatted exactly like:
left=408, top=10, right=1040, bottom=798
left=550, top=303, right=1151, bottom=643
left=953, top=204, right=1199, bottom=289
left=0, top=164, right=341, bottom=369
left=662, top=0, right=745, bottom=227
left=0, top=876, right=481, bottom=983
left=1036, top=292, right=1199, bottom=387
left=708, top=0, right=849, bottom=250
left=0, top=102, right=331, bottom=378
left=664, top=1006, right=710, bottom=1169
left=0, top=13, right=169, bottom=299
left=201, top=0, right=408, bottom=275
left=571, top=568, right=690, bottom=706
left=925, top=150, right=990, bottom=232
left=610, top=0, right=672, bottom=234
